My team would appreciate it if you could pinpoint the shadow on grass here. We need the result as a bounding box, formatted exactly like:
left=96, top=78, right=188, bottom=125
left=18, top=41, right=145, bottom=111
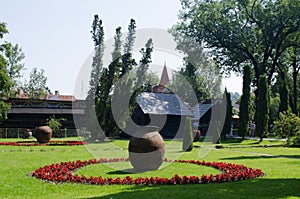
left=221, top=155, right=300, bottom=160
left=219, top=138, right=244, bottom=144
left=83, top=178, right=300, bottom=199
left=107, top=168, right=140, bottom=175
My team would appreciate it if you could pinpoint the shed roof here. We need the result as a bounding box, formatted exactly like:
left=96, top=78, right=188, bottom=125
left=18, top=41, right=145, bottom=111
left=8, top=108, right=84, bottom=115
left=192, top=103, right=213, bottom=120
left=137, top=92, right=192, bottom=116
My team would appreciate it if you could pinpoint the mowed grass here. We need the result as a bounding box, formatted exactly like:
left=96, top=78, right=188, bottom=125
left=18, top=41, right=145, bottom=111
left=0, top=138, right=299, bottom=199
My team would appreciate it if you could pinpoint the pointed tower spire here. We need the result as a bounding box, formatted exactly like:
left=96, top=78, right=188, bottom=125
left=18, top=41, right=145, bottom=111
left=159, top=63, right=170, bottom=87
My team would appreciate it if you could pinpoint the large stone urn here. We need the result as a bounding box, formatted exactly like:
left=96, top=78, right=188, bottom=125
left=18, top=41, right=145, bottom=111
left=128, top=126, right=165, bottom=171
left=35, top=126, right=52, bottom=143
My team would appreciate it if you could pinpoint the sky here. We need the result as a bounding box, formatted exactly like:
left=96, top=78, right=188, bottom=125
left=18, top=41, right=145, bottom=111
left=0, top=0, right=242, bottom=98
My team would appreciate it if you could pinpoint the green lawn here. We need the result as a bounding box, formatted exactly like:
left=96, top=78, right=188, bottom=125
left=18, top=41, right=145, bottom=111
left=0, top=138, right=299, bottom=199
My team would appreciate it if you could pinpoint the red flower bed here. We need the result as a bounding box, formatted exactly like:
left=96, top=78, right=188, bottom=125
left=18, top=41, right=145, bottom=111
left=32, top=158, right=264, bottom=185
left=0, top=140, right=87, bottom=146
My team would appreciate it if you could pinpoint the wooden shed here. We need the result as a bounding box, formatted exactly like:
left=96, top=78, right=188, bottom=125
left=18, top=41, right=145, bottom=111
left=131, top=92, right=193, bottom=139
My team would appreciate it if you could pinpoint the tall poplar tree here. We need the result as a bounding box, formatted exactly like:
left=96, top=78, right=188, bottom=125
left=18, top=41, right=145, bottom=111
left=86, top=15, right=104, bottom=139
left=96, top=27, right=123, bottom=136
left=256, top=75, right=269, bottom=141
left=87, top=14, right=104, bottom=102
left=120, top=19, right=136, bottom=77
left=238, top=65, right=252, bottom=139
left=136, top=38, right=153, bottom=87
left=221, top=88, right=232, bottom=140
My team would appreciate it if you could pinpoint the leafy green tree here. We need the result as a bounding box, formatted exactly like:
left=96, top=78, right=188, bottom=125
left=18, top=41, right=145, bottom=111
left=182, top=117, right=193, bottom=151
left=279, top=46, right=300, bottom=115
left=256, top=75, right=269, bottom=141
left=273, top=111, right=300, bottom=146
left=23, top=67, right=48, bottom=99
left=269, top=94, right=280, bottom=126
left=2, top=42, right=25, bottom=97
left=170, top=30, right=222, bottom=101
left=173, top=0, right=300, bottom=133
left=276, top=56, right=290, bottom=114
left=289, top=47, right=300, bottom=115
left=180, top=62, right=210, bottom=102
left=238, top=65, right=252, bottom=139
left=0, top=22, right=12, bottom=122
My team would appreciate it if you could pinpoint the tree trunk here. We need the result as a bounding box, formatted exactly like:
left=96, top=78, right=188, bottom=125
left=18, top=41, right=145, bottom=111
left=292, top=67, right=298, bottom=115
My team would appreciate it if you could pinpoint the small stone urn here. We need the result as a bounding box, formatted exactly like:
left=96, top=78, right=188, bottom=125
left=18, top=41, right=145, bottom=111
left=128, top=126, right=165, bottom=171
left=35, top=126, right=52, bottom=143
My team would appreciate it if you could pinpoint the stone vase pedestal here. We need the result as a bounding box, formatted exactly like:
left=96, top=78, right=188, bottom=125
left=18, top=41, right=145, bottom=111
left=128, top=126, right=165, bottom=171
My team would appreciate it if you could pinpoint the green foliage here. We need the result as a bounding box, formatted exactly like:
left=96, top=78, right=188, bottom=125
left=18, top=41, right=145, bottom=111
left=279, top=77, right=289, bottom=113
left=269, top=95, right=280, bottom=124
left=290, top=131, right=300, bottom=146
left=256, top=75, right=270, bottom=141
left=180, top=63, right=210, bottom=102
left=238, top=65, right=252, bottom=139
left=95, top=26, right=123, bottom=136
left=169, top=29, right=222, bottom=101
left=182, top=117, right=193, bottom=151
left=95, top=19, right=138, bottom=137
left=120, top=19, right=137, bottom=77
left=221, top=88, right=232, bottom=139
left=23, top=67, right=48, bottom=99
left=46, top=116, right=66, bottom=133
left=288, top=47, right=300, bottom=115
left=273, top=111, right=300, bottom=146
left=0, top=21, right=12, bottom=122
left=136, top=38, right=153, bottom=87
left=87, top=14, right=104, bottom=101
left=0, top=22, right=9, bottom=38
left=173, top=0, right=300, bottom=139
left=86, top=15, right=105, bottom=139
left=2, top=42, right=25, bottom=97
left=174, top=0, right=299, bottom=77
left=0, top=100, right=10, bottom=122
left=88, top=17, right=155, bottom=137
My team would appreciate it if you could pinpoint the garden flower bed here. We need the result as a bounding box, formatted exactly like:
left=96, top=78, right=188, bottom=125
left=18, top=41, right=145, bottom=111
left=32, top=158, right=264, bottom=185
left=0, top=140, right=87, bottom=146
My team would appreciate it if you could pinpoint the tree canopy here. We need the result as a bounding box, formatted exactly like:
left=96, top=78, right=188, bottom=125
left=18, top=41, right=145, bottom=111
left=174, top=0, right=299, bottom=82
left=23, top=67, right=48, bottom=99
left=173, top=0, right=300, bottom=138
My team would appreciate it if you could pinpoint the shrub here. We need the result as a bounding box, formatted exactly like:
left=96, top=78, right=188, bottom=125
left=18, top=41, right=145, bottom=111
left=290, top=131, right=300, bottom=147
left=273, top=111, right=300, bottom=146
left=46, top=116, right=66, bottom=135
left=182, top=117, right=193, bottom=151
